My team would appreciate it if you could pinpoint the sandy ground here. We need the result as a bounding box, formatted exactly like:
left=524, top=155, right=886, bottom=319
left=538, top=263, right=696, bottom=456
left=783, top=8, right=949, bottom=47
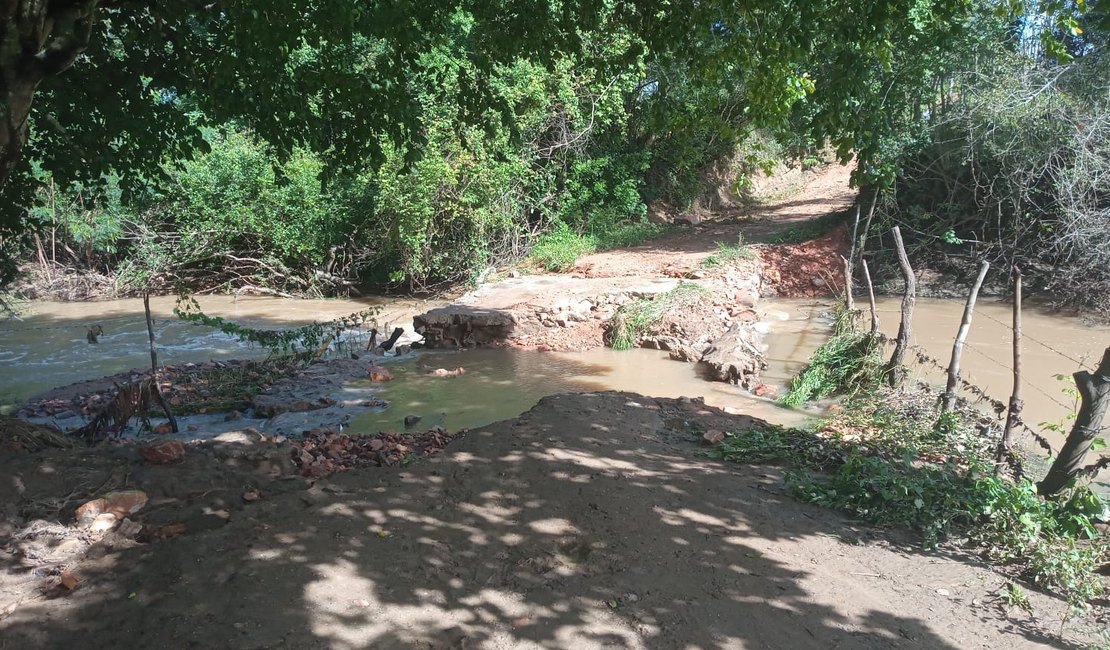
left=0, top=393, right=1096, bottom=649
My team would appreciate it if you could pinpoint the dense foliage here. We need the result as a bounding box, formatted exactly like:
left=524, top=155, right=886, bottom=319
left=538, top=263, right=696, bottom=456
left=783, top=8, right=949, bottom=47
left=6, top=0, right=1086, bottom=293
left=881, top=48, right=1110, bottom=315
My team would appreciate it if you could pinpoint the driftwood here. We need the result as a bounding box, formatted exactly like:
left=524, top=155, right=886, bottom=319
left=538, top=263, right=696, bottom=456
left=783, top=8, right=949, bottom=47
left=885, top=227, right=916, bottom=387
left=1038, top=346, right=1110, bottom=497
left=941, top=261, right=990, bottom=412
left=378, top=327, right=405, bottom=351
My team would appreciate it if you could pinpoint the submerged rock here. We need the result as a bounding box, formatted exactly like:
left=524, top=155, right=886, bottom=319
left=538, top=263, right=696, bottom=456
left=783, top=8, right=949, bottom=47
left=699, top=323, right=767, bottom=389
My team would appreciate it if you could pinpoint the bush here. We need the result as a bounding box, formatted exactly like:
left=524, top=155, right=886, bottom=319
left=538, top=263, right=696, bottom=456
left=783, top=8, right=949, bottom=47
left=888, top=52, right=1110, bottom=317
left=528, top=224, right=597, bottom=272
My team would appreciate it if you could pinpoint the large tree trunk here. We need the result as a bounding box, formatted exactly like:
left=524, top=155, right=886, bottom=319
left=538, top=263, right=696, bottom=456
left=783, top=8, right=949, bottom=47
left=885, top=227, right=916, bottom=387
left=1037, top=347, right=1110, bottom=497
left=0, top=1, right=99, bottom=188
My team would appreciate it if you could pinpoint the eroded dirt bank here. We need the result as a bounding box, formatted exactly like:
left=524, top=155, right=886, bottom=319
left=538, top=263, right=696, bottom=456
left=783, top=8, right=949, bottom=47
left=0, top=392, right=1088, bottom=649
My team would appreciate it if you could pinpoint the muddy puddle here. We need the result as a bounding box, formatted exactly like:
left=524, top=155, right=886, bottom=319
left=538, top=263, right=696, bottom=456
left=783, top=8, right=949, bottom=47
left=347, top=348, right=817, bottom=435
left=345, top=299, right=836, bottom=433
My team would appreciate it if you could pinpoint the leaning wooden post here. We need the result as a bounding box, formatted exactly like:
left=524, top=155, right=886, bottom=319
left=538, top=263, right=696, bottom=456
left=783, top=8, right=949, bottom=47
left=844, top=204, right=862, bottom=314
left=862, top=258, right=879, bottom=336
left=885, top=227, right=916, bottom=387
left=144, top=291, right=178, bottom=433
left=841, top=255, right=854, bottom=314
left=997, top=269, right=1022, bottom=467
left=1038, top=346, right=1110, bottom=497
left=941, top=261, right=990, bottom=412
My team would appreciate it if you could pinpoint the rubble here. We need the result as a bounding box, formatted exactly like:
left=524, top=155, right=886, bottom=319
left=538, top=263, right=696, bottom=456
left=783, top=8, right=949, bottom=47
left=291, top=427, right=456, bottom=478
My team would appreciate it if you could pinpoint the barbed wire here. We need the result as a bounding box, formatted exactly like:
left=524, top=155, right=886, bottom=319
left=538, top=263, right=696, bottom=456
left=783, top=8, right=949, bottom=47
left=970, top=305, right=1097, bottom=371
left=960, top=340, right=1076, bottom=412
left=874, top=331, right=1057, bottom=454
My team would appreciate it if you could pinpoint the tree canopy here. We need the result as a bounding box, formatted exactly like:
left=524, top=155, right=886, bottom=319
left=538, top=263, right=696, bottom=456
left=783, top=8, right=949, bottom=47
left=0, top=0, right=1095, bottom=288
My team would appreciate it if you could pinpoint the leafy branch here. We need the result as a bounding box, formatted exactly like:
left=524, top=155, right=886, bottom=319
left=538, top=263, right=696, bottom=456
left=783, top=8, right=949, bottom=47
left=173, top=295, right=380, bottom=358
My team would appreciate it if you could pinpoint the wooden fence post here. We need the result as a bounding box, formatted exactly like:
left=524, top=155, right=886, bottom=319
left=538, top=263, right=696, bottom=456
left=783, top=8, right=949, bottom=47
left=941, top=261, right=990, bottom=412
left=1038, top=346, right=1110, bottom=497
left=885, top=227, right=916, bottom=387
left=862, top=258, right=879, bottom=336
left=844, top=204, right=862, bottom=314
left=144, top=292, right=178, bottom=433
left=841, top=255, right=854, bottom=314
left=998, top=269, right=1022, bottom=466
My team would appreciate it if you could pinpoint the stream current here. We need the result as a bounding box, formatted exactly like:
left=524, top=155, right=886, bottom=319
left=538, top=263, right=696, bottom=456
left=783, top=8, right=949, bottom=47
left=1, top=294, right=1107, bottom=462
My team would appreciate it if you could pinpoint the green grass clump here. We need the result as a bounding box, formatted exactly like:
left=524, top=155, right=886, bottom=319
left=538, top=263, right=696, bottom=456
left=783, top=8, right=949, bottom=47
left=607, top=282, right=708, bottom=350
left=594, top=222, right=665, bottom=249
left=780, top=316, right=883, bottom=407
left=529, top=224, right=598, bottom=271
left=528, top=221, right=666, bottom=272
left=700, top=236, right=754, bottom=268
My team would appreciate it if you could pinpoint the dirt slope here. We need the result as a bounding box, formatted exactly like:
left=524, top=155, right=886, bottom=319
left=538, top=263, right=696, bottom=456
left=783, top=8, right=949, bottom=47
left=572, top=163, right=856, bottom=280
left=0, top=393, right=1086, bottom=649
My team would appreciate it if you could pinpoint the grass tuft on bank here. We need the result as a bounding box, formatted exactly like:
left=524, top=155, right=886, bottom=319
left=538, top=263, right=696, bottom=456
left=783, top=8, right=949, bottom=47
left=779, top=313, right=883, bottom=407
left=528, top=221, right=665, bottom=272
left=606, top=282, right=709, bottom=351
left=699, top=236, right=755, bottom=268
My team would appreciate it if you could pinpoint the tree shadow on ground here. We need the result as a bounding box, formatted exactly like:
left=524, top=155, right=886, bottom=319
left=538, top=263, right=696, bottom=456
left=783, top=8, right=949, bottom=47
left=0, top=392, right=1084, bottom=649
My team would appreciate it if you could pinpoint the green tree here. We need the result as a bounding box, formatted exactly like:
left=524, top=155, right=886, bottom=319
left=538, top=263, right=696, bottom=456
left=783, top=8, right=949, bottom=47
left=1, top=0, right=1088, bottom=287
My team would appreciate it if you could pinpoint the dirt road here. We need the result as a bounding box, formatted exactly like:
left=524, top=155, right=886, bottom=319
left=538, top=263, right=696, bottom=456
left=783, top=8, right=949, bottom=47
left=0, top=393, right=1086, bottom=649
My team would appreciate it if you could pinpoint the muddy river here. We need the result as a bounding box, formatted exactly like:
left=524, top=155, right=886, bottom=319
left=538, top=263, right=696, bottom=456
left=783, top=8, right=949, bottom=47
left=1, top=294, right=1107, bottom=457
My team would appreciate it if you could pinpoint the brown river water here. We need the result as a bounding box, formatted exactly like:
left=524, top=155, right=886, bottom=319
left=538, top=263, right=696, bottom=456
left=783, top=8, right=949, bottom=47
left=1, top=294, right=1107, bottom=461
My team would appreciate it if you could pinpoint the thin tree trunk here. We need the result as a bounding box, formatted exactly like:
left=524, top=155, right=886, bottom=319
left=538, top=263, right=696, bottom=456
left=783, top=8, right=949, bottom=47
left=862, top=258, right=879, bottom=336
left=885, top=227, right=916, bottom=387
left=941, top=261, right=990, bottom=412
left=1038, top=347, right=1110, bottom=497
left=998, top=269, right=1022, bottom=466
left=33, top=233, right=50, bottom=277
left=144, top=291, right=177, bottom=433
left=854, top=191, right=878, bottom=267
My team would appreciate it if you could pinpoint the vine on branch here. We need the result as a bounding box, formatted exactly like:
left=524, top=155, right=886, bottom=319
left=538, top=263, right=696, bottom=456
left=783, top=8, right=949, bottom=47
left=173, top=295, right=381, bottom=359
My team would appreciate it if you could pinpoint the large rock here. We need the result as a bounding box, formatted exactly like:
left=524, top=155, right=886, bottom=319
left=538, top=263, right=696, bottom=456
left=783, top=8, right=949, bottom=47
left=413, top=306, right=518, bottom=348
left=698, top=323, right=767, bottom=389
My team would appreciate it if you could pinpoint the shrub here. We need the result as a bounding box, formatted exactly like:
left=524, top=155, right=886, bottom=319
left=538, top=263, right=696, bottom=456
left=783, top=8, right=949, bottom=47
left=528, top=224, right=597, bottom=272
